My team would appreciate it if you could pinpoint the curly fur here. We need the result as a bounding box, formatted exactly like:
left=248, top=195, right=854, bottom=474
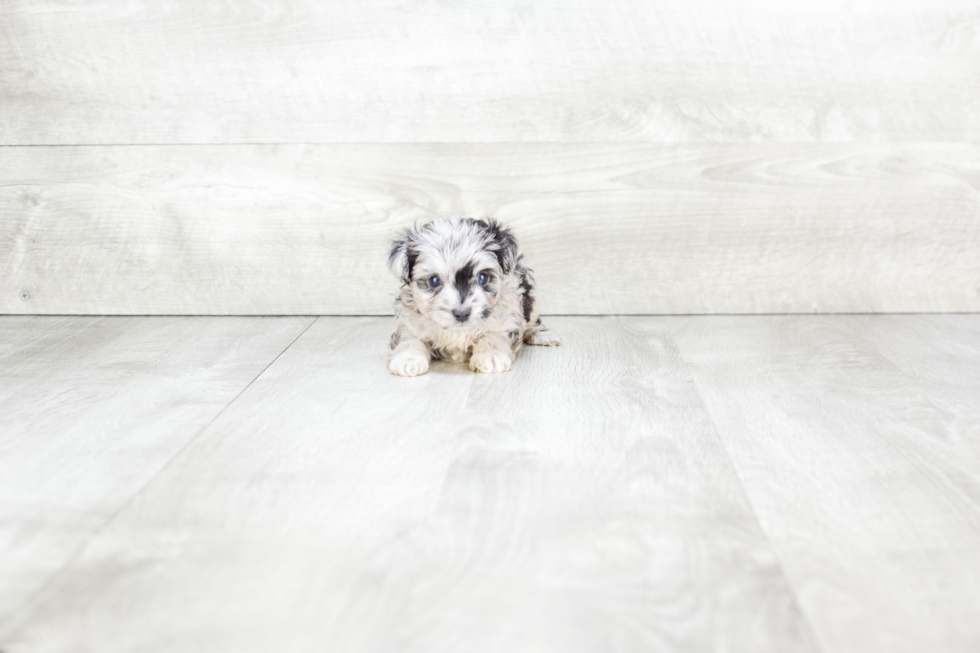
left=386, top=217, right=561, bottom=376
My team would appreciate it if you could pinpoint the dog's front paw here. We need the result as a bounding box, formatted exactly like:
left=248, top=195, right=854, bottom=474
left=527, top=328, right=562, bottom=346
left=469, top=351, right=513, bottom=374
left=389, top=352, right=430, bottom=377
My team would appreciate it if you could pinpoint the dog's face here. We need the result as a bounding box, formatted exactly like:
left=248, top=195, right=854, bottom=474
left=388, top=218, right=518, bottom=331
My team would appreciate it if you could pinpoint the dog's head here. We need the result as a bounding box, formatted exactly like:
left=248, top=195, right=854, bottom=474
left=388, top=217, right=519, bottom=330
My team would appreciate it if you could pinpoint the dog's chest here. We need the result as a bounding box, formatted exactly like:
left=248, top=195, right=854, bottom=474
left=428, top=328, right=478, bottom=359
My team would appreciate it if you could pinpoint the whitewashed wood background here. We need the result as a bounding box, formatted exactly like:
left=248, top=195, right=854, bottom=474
left=1, top=0, right=978, bottom=314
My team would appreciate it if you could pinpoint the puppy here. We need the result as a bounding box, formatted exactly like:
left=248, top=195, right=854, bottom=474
left=386, top=217, right=561, bottom=376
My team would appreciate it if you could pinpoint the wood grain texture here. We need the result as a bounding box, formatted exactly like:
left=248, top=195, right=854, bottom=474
left=859, top=315, right=980, bottom=455
left=2, top=143, right=979, bottom=315
left=2, top=317, right=817, bottom=653
left=1, top=0, right=978, bottom=144
left=669, top=314, right=980, bottom=653
left=0, top=315, right=313, bottom=634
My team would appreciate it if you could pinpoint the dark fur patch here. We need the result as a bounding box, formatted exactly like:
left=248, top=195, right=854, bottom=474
left=508, top=329, right=521, bottom=348
left=480, top=219, right=519, bottom=273
left=482, top=306, right=493, bottom=318
left=389, top=330, right=402, bottom=351
left=429, top=345, right=449, bottom=360
left=405, top=247, right=418, bottom=282
left=519, top=272, right=534, bottom=323
left=388, top=227, right=423, bottom=284
left=454, top=262, right=475, bottom=301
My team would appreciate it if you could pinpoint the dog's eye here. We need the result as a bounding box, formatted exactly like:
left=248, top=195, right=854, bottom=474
left=428, top=276, right=441, bottom=288
left=477, top=272, right=489, bottom=286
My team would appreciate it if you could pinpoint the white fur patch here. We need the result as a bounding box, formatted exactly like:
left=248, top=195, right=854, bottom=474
left=527, top=327, right=562, bottom=347
left=470, top=350, right=513, bottom=373
left=388, top=351, right=429, bottom=377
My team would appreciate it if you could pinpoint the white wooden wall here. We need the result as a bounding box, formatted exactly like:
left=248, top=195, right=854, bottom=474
left=1, top=0, right=978, bottom=314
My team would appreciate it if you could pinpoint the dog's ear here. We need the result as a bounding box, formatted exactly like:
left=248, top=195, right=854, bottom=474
left=481, top=218, right=519, bottom=274
left=387, top=228, right=418, bottom=284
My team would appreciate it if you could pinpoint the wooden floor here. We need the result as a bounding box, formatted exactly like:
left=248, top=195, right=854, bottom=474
left=1, top=315, right=978, bottom=653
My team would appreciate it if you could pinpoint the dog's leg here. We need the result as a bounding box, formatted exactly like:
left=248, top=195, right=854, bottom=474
left=469, top=333, right=515, bottom=373
left=388, top=329, right=431, bottom=377
left=525, top=318, right=562, bottom=346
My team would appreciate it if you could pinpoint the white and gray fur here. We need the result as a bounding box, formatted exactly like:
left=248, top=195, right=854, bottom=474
left=386, top=217, right=561, bottom=376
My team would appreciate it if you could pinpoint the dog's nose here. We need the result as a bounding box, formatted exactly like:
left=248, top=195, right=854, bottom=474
left=452, top=307, right=471, bottom=322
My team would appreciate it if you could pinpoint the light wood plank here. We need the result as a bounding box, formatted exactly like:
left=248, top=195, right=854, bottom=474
left=858, top=315, right=980, bottom=455
left=3, top=143, right=979, bottom=315
left=0, top=315, right=313, bottom=633
left=1, top=0, right=978, bottom=144
left=669, top=314, right=980, bottom=653
left=3, top=317, right=817, bottom=653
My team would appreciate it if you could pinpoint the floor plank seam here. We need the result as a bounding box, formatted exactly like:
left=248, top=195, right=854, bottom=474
left=678, top=349, right=829, bottom=653
left=0, top=316, right=320, bottom=640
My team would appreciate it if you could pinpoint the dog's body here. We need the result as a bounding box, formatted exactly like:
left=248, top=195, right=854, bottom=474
left=387, top=217, right=560, bottom=376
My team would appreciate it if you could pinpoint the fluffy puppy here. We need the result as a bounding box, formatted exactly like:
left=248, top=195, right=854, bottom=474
left=386, top=217, right=561, bottom=376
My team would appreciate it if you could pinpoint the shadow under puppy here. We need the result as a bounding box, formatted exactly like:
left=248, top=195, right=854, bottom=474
left=387, top=217, right=561, bottom=376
